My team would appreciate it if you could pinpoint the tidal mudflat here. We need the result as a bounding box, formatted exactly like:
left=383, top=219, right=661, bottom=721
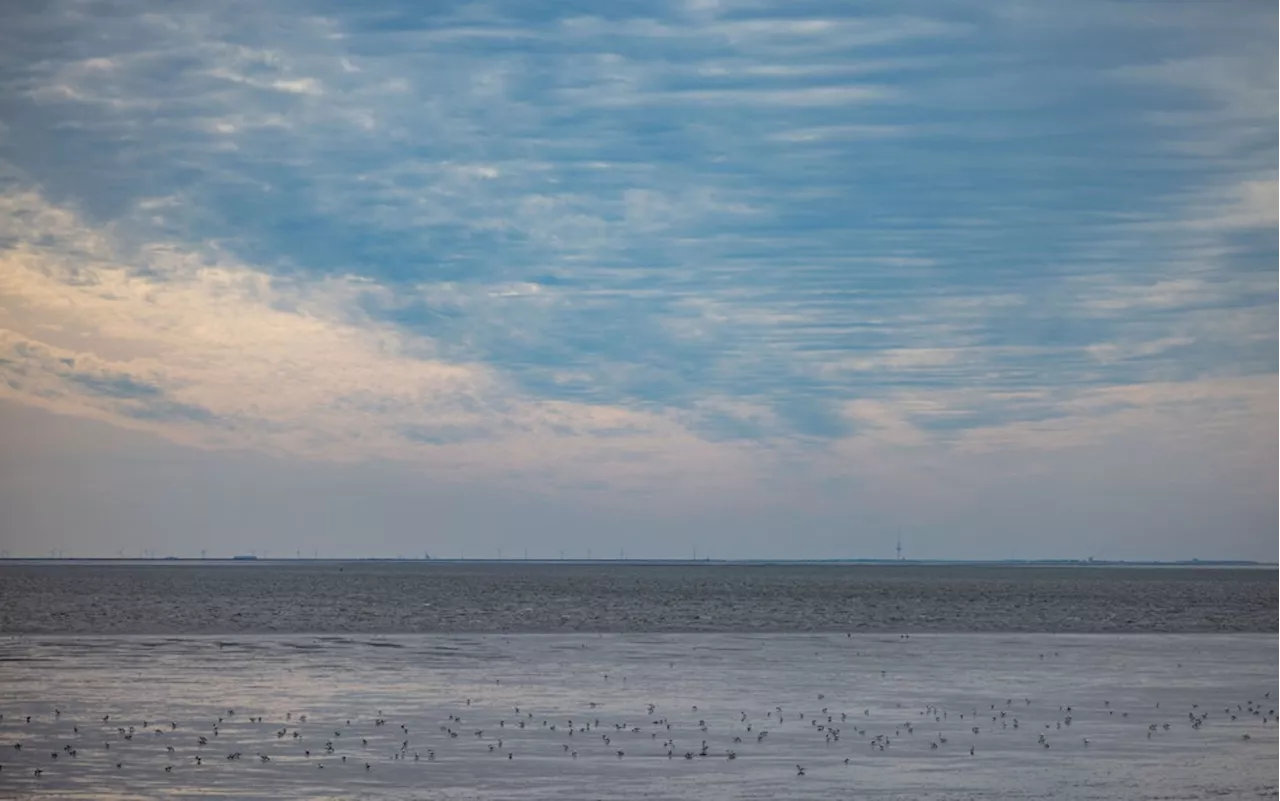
left=0, top=563, right=1275, bottom=799
left=0, top=632, right=1275, bottom=799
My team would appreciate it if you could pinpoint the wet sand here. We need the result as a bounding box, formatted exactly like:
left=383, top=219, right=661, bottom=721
left=0, top=562, right=1275, bottom=635
left=0, top=633, right=1275, bottom=799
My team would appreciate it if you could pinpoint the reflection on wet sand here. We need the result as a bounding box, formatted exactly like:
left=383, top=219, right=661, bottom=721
left=0, top=633, right=1275, bottom=799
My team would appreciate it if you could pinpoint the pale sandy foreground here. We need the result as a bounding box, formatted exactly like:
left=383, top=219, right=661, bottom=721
left=0, top=633, right=1275, bottom=800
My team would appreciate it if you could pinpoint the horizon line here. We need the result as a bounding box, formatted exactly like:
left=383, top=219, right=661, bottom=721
left=0, top=556, right=1272, bottom=568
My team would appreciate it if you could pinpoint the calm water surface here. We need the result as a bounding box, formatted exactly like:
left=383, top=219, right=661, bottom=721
left=1, top=562, right=1274, bottom=634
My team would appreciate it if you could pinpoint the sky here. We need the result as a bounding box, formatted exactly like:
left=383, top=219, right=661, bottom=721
left=0, top=0, right=1275, bottom=561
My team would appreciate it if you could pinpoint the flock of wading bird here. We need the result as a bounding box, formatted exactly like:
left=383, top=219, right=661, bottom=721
left=0, top=655, right=1273, bottom=786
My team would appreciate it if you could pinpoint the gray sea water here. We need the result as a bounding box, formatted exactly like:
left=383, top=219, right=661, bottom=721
left=0, top=562, right=1275, bottom=634
left=0, top=564, right=1275, bottom=799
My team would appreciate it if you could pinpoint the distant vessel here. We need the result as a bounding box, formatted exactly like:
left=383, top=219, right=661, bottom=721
left=231, top=554, right=258, bottom=561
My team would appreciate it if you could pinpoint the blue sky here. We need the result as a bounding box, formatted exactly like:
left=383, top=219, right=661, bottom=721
left=0, top=0, right=1274, bottom=560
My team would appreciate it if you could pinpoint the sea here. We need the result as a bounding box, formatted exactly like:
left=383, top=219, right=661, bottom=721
left=0, top=562, right=1275, bottom=799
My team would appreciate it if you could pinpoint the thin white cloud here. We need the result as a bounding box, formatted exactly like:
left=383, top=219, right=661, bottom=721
left=1080, top=279, right=1215, bottom=313
left=767, top=124, right=908, bottom=142
left=0, top=189, right=757, bottom=490
left=560, top=15, right=968, bottom=48
left=1185, top=178, right=1279, bottom=232
left=953, top=377, right=1277, bottom=455
left=562, top=83, right=891, bottom=108
left=1085, top=337, right=1194, bottom=364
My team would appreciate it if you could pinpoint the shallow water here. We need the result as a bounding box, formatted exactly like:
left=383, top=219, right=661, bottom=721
left=0, top=633, right=1275, bottom=799
left=1, top=562, right=1275, bottom=634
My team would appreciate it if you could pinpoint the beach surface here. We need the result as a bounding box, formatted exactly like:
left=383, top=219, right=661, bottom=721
left=0, top=632, right=1275, bottom=799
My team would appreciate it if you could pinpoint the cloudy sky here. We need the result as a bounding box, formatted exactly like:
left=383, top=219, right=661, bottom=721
left=0, top=0, right=1275, bottom=561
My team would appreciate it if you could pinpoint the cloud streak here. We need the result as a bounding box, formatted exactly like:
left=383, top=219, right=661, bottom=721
left=0, top=0, right=1273, bottom=557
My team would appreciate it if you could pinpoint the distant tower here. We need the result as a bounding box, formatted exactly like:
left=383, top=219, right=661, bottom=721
left=896, top=531, right=903, bottom=561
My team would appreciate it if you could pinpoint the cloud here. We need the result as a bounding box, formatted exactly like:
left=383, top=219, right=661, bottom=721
left=0, top=190, right=746, bottom=487
left=67, top=372, right=164, bottom=400
left=562, top=84, right=893, bottom=108
left=1085, top=337, right=1194, bottom=364
left=1186, top=178, right=1279, bottom=232
left=767, top=124, right=909, bottom=142
left=0, top=0, right=1272, bottom=554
